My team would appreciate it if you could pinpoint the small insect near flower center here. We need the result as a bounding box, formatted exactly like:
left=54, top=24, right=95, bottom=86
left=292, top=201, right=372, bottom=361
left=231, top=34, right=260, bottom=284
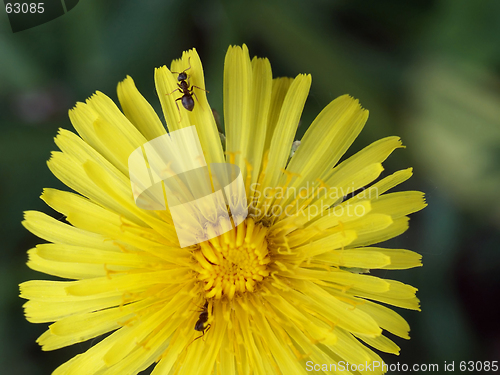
left=194, top=218, right=271, bottom=299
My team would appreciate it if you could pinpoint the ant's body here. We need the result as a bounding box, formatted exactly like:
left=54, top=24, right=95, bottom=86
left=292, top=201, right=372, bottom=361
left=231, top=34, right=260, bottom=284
left=187, top=301, right=211, bottom=348
left=168, top=58, right=208, bottom=121
left=194, top=301, right=210, bottom=333
left=175, top=71, right=195, bottom=112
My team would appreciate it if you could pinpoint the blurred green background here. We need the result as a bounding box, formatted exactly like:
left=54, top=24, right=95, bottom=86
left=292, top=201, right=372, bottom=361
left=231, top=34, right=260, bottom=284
left=1, top=0, right=500, bottom=373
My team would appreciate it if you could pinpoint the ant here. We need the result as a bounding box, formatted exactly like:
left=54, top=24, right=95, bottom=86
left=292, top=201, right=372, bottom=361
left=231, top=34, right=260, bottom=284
left=168, top=57, right=208, bottom=121
left=187, top=301, right=211, bottom=349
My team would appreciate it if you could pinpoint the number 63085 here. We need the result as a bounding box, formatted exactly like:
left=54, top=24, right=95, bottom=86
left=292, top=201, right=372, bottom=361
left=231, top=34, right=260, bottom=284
left=5, top=3, right=44, bottom=14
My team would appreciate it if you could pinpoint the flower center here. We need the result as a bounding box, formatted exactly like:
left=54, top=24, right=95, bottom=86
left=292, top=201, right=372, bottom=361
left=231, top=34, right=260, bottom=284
left=194, top=218, right=271, bottom=299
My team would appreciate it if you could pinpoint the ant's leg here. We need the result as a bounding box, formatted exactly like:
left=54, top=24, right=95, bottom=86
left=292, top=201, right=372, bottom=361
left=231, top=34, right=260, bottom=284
left=174, top=97, right=183, bottom=123
left=191, top=91, right=202, bottom=112
left=190, top=302, right=207, bottom=312
left=186, top=323, right=210, bottom=350
left=186, top=334, right=203, bottom=349
left=190, top=91, right=207, bottom=113
left=202, top=324, right=211, bottom=342
left=167, top=87, right=181, bottom=96
left=192, top=85, right=209, bottom=93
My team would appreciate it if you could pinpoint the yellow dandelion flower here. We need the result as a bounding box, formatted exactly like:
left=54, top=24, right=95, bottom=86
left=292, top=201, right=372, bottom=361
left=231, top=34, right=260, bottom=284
left=20, top=44, right=426, bottom=374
